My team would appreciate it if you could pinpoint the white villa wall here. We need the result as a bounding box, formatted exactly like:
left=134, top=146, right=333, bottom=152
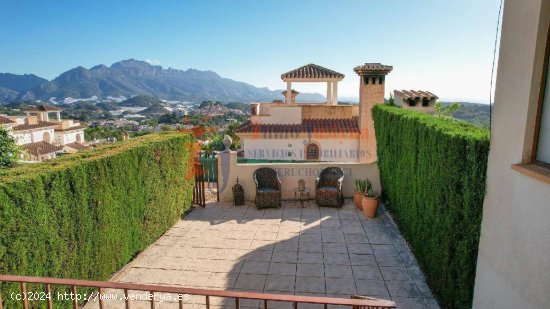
left=32, top=128, right=54, bottom=143
left=251, top=105, right=302, bottom=125
left=13, top=128, right=54, bottom=145
left=55, top=130, right=84, bottom=145
left=242, top=138, right=359, bottom=162
left=217, top=151, right=379, bottom=202
left=13, top=131, right=33, bottom=145
left=473, top=1, right=550, bottom=308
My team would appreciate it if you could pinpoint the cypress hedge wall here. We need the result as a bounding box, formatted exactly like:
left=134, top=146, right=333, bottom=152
left=372, top=105, right=490, bottom=309
left=0, top=132, right=195, bottom=307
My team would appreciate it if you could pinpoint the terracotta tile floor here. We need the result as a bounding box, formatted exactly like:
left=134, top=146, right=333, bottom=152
left=91, top=200, right=440, bottom=309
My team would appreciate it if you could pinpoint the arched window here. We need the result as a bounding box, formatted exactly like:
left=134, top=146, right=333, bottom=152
left=306, top=143, right=319, bottom=160
left=43, top=131, right=50, bottom=142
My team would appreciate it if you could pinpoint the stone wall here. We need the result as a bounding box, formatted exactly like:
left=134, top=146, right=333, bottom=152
left=217, top=151, right=380, bottom=202
left=301, top=105, right=358, bottom=119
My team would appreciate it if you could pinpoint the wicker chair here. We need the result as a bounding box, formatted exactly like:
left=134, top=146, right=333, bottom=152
left=253, top=167, right=282, bottom=209
left=315, top=166, right=344, bottom=208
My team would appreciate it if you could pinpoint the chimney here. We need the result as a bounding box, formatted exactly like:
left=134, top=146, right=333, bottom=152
left=281, top=89, right=299, bottom=104
left=354, top=63, right=393, bottom=163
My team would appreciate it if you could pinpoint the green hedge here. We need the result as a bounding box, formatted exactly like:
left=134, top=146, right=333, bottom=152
left=0, top=133, right=195, bottom=307
left=373, top=105, right=490, bottom=309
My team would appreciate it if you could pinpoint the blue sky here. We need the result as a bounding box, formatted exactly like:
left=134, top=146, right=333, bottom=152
left=0, top=0, right=501, bottom=102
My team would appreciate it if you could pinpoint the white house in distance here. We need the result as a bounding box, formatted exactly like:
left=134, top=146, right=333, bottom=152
left=235, top=63, right=392, bottom=163
left=0, top=105, right=88, bottom=162
left=393, top=90, right=438, bottom=114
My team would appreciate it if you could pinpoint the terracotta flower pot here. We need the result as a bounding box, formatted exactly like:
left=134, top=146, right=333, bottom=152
left=353, top=192, right=363, bottom=210
left=362, top=196, right=379, bottom=218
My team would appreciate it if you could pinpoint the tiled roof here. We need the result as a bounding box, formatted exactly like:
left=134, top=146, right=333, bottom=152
left=23, top=141, right=64, bottom=156
left=236, top=118, right=360, bottom=134
left=281, top=64, right=344, bottom=80
left=65, top=142, right=89, bottom=151
left=55, top=124, right=87, bottom=132
left=0, top=115, right=15, bottom=125
left=13, top=121, right=58, bottom=131
left=395, top=90, right=438, bottom=101
left=353, top=63, right=393, bottom=75
left=25, top=105, right=62, bottom=112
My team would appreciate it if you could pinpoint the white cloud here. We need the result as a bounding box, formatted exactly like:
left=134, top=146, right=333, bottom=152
left=145, top=58, right=161, bottom=65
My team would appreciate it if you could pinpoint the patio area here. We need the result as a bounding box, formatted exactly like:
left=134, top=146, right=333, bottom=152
left=110, top=200, right=439, bottom=309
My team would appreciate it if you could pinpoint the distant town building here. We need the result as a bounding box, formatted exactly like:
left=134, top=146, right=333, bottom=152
left=0, top=105, right=89, bottom=162
left=101, top=118, right=139, bottom=129
left=393, top=90, right=438, bottom=113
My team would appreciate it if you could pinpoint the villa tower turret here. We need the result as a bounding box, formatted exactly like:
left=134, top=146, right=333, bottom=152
left=354, top=63, right=392, bottom=163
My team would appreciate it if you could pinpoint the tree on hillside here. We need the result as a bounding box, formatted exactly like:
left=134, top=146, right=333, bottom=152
left=435, top=102, right=460, bottom=119
left=0, top=127, right=21, bottom=168
left=386, top=93, right=395, bottom=106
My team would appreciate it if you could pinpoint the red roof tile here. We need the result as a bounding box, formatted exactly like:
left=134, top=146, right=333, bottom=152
left=23, top=141, right=64, bottom=156
left=353, top=63, right=393, bottom=75
left=13, top=121, right=58, bottom=131
left=395, top=90, right=438, bottom=101
left=0, top=115, right=15, bottom=125
left=65, top=142, right=89, bottom=151
left=236, top=118, right=360, bottom=134
left=281, top=64, right=344, bottom=79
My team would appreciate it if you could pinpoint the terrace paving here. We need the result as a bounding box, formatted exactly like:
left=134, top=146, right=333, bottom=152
left=98, top=200, right=439, bottom=309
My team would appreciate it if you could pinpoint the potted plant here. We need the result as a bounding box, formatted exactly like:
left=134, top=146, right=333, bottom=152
left=354, top=179, right=366, bottom=209
left=362, top=179, right=379, bottom=218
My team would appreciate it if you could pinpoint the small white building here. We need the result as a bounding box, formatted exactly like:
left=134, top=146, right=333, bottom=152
left=393, top=90, right=438, bottom=113
left=23, top=105, right=86, bottom=146
left=0, top=105, right=89, bottom=162
left=236, top=63, right=393, bottom=163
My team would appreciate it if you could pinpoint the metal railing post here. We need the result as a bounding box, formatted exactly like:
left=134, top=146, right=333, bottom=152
left=124, top=288, right=130, bottom=308
left=20, top=282, right=28, bottom=309
left=98, top=287, right=105, bottom=309
left=72, top=285, right=78, bottom=309
left=46, top=284, right=53, bottom=309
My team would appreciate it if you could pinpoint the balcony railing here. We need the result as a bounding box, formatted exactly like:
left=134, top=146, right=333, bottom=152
left=0, top=275, right=396, bottom=309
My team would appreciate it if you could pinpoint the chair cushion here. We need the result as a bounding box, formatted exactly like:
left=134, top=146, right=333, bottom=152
left=317, top=186, right=339, bottom=193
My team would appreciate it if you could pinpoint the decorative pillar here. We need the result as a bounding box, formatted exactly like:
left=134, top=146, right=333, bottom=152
left=326, top=81, right=332, bottom=105
left=217, top=151, right=238, bottom=202
left=286, top=82, right=292, bottom=104
left=56, top=111, right=61, bottom=121
left=332, top=81, right=338, bottom=105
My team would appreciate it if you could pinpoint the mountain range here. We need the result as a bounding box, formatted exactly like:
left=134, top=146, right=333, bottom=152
left=0, top=73, right=48, bottom=102
left=0, top=59, right=324, bottom=103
